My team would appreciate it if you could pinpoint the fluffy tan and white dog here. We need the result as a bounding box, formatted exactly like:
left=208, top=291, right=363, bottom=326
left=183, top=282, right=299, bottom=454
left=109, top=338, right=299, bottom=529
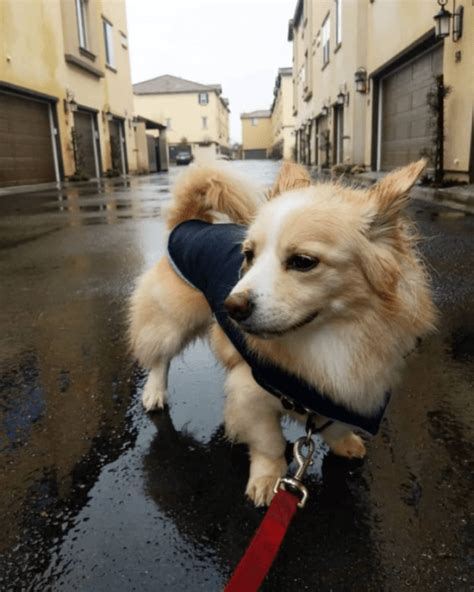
left=129, top=161, right=436, bottom=506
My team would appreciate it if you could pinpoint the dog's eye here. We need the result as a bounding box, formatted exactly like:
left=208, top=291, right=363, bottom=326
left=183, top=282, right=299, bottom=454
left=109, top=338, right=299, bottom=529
left=286, top=254, right=319, bottom=272
left=243, top=249, right=254, bottom=264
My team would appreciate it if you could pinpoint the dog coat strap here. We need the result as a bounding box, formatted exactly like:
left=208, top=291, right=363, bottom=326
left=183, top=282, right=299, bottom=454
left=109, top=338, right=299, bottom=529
left=168, top=220, right=390, bottom=435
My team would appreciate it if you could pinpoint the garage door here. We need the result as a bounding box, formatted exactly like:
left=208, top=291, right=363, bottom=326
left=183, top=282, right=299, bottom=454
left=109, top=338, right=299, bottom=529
left=0, top=92, right=56, bottom=187
left=244, top=149, right=267, bottom=159
left=381, top=45, right=443, bottom=169
left=74, top=110, right=99, bottom=178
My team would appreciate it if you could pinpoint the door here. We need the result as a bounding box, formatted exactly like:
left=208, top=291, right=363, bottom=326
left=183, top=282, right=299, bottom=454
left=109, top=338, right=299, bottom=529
left=318, top=116, right=330, bottom=167
left=0, top=91, right=57, bottom=187
left=146, top=134, right=158, bottom=172
left=314, top=118, right=319, bottom=166
left=333, top=105, right=344, bottom=165
left=109, top=118, right=127, bottom=174
left=73, top=110, right=99, bottom=178
left=380, top=45, right=443, bottom=169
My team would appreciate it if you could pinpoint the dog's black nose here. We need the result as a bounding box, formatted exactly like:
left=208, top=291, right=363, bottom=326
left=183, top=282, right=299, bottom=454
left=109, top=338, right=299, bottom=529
left=224, top=292, right=255, bottom=322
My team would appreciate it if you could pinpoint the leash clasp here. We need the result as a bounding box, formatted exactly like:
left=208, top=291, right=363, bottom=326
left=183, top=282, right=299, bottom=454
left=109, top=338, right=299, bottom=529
left=274, top=422, right=316, bottom=508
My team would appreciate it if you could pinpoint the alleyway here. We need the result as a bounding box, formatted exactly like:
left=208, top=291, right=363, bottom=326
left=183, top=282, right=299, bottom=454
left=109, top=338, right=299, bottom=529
left=0, top=162, right=472, bottom=591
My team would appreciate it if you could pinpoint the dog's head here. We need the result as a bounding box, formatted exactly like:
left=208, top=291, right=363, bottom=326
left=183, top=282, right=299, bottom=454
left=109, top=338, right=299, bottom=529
left=224, top=160, right=429, bottom=338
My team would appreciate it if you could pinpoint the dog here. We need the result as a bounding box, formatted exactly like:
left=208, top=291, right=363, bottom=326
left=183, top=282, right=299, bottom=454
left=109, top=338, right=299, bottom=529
left=129, top=160, right=436, bottom=506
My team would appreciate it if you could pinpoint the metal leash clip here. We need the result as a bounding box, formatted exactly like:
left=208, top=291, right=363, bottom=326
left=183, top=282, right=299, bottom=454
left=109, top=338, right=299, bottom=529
left=274, top=421, right=315, bottom=508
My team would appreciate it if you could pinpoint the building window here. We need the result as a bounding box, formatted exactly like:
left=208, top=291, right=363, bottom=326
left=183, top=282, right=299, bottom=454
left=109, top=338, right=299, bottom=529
left=165, top=118, right=172, bottom=129
left=198, top=92, right=209, bottom=105
left=103, top=20, right=115, bottom=68
left=304, top=51, right=309, bottom=88
left=202, top=116, right=208, bottom=129
left=251, top=118, right=258, bottom=127
left=335, top=0, right=342, bottom=46
left=322, top=15, right=330, bottom=67
left=76, top=0, right=89, bottom=49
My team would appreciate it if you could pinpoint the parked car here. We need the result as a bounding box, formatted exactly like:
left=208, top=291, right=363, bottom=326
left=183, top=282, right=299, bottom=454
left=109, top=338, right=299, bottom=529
left=175, top=151, right=193, bottom=165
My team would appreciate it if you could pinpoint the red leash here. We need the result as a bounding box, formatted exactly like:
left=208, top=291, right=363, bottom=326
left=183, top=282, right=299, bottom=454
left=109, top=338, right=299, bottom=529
left=225, top=431, right=316, bottom=592
left=224, top=489, right=299, bottom=592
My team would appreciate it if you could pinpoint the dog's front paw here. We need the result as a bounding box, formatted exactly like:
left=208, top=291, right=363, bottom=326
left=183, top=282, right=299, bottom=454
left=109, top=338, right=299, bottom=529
left=246, top=475, right=280, bottom=507
left=330, top=432, right=366, bottom=459
left=142, top=383, right=167, bottom=412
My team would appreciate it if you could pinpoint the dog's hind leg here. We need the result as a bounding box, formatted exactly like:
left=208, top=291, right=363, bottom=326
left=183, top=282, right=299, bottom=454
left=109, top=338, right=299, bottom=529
left=129, top=257, right=211, bottom=412
left=224, top=363, right=287, bottom=506
left=321, top=422, right=367, bottom=459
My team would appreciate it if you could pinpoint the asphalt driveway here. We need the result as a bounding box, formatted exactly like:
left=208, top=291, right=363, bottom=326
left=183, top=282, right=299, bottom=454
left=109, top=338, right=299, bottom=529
left=0, top=161, right=472, bottom=591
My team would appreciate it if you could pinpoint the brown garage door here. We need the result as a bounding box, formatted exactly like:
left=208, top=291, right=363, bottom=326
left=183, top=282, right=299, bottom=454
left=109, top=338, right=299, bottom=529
left=381, top=45, right=443, bottom=169
left=0, top=92, right=56, bottom=187
left=74, top=110, right=98, bottom=179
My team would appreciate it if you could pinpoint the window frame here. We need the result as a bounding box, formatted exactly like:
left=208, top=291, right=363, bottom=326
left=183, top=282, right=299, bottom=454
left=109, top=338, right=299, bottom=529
left=251, top=117, right=258, bottom=127
left=76, top=0, right=89, bottom=50
left=102, top=17, right=117, bottom=70
left=119, top=31, right=128, bottom=49
left=322, top=15, right=330, bottom=67
left=335, top=0, right=342, bottom=47
left=198, top=92, right=209, bottom=105
left=103, top=19, right=115, bottom=68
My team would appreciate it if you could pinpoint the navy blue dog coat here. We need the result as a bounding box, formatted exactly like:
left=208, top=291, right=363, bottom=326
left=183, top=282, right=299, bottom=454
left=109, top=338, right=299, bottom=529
left=168, top=220, right=389, bottom=435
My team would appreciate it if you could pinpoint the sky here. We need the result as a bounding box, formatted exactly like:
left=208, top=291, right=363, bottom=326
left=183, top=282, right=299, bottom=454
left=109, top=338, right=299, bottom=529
left=125, top=0, right=296, bottom=144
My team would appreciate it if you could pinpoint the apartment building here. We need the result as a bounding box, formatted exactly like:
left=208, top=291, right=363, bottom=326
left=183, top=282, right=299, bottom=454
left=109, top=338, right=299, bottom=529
left=241, top=110, right=273, bottom=159
left=289, top=0, right=473, bottom=181
left=133, top=75, right=230, bottom=162
left=270, top=67, right=296, bottom=160
left=0, top=0, right=151, bottom=188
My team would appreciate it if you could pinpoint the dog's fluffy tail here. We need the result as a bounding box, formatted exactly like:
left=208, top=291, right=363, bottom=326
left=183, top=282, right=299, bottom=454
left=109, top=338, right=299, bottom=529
left=166, top=165, right=261, bottom=229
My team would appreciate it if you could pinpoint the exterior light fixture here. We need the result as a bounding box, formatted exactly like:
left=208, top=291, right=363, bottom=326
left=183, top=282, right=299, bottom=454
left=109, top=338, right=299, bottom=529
left=354, top=67, right=368, bottom=93
left=64, top=88, right=78, bottom=114
left=434, top=0, right=452, bottom=38
left=321, top=105, right=329, bottom=116
left=434, top=0, right=463, bottom=41
left=63, top=98, right=78, bottom=114
left=336, top=91, right=345, bottom=105
left=453, top=5, right=464, bottom=41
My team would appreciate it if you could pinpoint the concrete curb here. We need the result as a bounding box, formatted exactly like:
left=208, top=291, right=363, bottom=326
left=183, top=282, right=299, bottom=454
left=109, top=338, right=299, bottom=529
left=310, top=168, right=474, bottom=214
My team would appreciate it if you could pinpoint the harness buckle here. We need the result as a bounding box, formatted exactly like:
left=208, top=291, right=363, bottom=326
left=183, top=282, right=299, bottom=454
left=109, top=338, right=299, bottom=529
left=274, top=476, right=309, bottom=508
left=274, top=427, right=316, bottom=508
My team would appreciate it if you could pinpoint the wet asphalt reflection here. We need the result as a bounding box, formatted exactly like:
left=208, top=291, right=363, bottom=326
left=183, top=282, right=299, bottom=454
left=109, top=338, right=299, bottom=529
left=0, top=161, right=472, bottom=591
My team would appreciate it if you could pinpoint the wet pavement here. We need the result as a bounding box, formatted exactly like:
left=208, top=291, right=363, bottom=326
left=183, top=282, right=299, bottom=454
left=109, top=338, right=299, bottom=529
left=0, top=161, right=473, bottom=591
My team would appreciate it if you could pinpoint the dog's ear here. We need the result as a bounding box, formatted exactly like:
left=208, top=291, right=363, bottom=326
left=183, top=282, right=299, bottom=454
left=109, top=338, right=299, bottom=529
left=359, top=246, right=400, bottom=304
left=269, top=161, right=311, bottom=199
left=366, top=159, right=426, bottom=241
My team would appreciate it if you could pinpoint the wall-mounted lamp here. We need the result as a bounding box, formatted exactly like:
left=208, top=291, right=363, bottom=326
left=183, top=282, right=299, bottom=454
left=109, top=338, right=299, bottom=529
left=102, top=107, right=113, bottom=123
left=336, top=83, right=350, bottom=107
left=434, top=0, right=463, bottom=41
left=64, top=88, right=78, bottom=114
left=321, top=104, right=329, bottom=116
left=354, top=67, right=368, bottom=93
left=63, top=98, right=78, bottom=114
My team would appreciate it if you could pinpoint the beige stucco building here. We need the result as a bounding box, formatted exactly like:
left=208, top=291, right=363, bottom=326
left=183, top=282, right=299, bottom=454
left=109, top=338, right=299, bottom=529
left=270, top=67, right=296, bottom=160
left=0, top=0, right=161, bottom=188
left=241, top=110, right=273, bottom=159
left=289, top=0, right=474, bottom=181
left=133, top=75, right=230, bottom=162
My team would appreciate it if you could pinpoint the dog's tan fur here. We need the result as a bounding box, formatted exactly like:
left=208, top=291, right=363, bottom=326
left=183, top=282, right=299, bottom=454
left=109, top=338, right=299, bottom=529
left=129, top=160, right=436, bottom=506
